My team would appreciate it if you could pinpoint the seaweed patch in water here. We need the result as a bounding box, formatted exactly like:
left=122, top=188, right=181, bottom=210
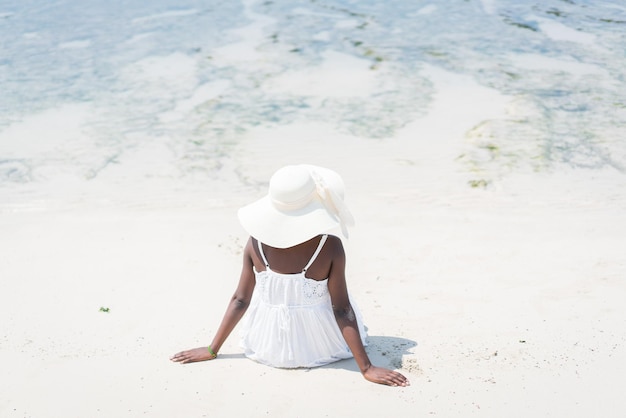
left=502, top=71, right=521, bottom=80
left=424, top=49, right=448, bottom=57
left=355, top=46, right=385, bottom=68
left=502, top=17, right=538, bottom=32
left=482, top=143, right=500, bottom=153
left=468, top=179, right=489, bottom=188
left=599, top=18, right=626, bottom=24
left=546, top=8, right=566, bottom=18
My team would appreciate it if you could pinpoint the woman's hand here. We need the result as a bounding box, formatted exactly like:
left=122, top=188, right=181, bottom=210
left=363, top=365, right=410, bottom=387
left=170, top=347, right=217, bottom=364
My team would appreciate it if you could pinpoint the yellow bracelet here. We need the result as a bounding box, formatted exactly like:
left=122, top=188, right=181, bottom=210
left=207, top=345, right=217, bottom=358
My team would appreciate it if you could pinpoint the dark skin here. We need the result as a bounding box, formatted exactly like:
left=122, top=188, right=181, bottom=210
left=170, top=235, right=410, bottom=387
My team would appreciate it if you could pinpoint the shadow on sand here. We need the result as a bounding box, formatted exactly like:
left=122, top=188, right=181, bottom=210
left=209, top=336, right=420, bottom=376
left=321, top=335, right=420, bottom=375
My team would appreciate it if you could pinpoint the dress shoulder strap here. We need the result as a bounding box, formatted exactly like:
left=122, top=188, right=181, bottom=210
left=302, top=235, right=328, bottom=273
left=257, top=239, right=270, bottom=268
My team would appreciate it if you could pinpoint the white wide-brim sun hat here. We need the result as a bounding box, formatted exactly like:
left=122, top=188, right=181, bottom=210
left=237, top=164, right=355, bottom=249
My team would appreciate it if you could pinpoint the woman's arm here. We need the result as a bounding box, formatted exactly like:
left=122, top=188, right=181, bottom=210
left=170, top=237, right=257, bottom=364
left=327, top=237, right=410, bottom=387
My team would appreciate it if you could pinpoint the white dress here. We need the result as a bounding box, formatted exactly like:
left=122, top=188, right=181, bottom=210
left=240, top=235, right=368, bottom=368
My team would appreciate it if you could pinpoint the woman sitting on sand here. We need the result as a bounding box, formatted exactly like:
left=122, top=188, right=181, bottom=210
left=171, top=165, right=409, bottom=387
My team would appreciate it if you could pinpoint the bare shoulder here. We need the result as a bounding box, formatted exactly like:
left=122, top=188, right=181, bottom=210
left=325, top=234, right=344, bottom=248
left=243, top=236, right=254, bottom=254
left=242, top=236, right=256, bottom=264
left=243, top=236, right=269, bottom=272
left=324, top=235, right=346, bottom=261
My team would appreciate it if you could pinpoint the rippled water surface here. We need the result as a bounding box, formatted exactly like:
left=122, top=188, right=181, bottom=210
left=1, top=0, right=625, bottom=202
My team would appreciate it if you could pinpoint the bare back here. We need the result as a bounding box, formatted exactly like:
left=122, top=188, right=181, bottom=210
left=250, top=235, right=341, bottom=281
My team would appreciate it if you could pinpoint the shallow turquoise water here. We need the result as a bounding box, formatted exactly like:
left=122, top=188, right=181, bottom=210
left=0, top=0, right=624, bottom=188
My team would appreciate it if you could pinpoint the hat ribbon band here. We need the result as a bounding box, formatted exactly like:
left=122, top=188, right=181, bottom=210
left=271, top=189, right=317, bottom=211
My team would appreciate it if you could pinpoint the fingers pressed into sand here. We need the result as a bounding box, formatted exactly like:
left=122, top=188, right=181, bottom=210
left=363, top=366, right=410, bottom=387
left=170, top=347, right=216, bottom=364
left=383, top=370, right=409, bottom=387
left=390, top=370, right=410, bottom=387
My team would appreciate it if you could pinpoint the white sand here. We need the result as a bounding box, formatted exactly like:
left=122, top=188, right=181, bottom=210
left=1, top=66, right=625, bottom=417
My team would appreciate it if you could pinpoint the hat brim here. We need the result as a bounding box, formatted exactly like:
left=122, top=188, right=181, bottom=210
left=237, top=194, right=340, bottom=249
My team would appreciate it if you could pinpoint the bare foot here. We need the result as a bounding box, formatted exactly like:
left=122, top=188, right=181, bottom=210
left=170, top=347, right=217, bottom=364
left=363, top=365, right=410, bottom=387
